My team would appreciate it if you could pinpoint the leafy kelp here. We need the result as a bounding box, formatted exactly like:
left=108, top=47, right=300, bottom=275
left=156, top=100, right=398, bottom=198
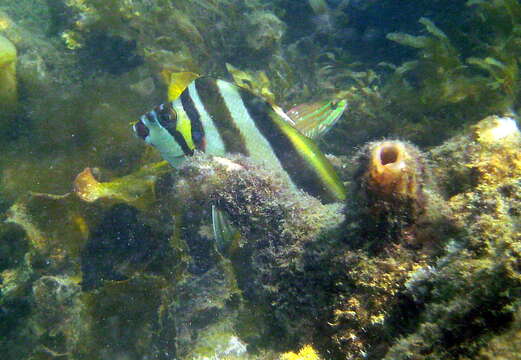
left=385, top=0, right=521, bottom=124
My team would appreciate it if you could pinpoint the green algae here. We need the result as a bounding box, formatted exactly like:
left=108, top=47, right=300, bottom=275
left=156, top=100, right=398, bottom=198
left=381, top=0, right=521, bottom=140
left=313, top=0, right=521, bottom=153
left=0, top=34, right=17, bottom=116
left=1, top=0, right=521, bottom=359
left=2, top=120, right=521, bottom=359
left=73, top=161, right=170, bottom=208
left=381, top=116, right=521, bottom=360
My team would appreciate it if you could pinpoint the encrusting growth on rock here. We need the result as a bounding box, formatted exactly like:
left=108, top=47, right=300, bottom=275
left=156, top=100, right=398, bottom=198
left=349, top=139, right=452, bottom=248
left=365, top=141, right=421, bottom=199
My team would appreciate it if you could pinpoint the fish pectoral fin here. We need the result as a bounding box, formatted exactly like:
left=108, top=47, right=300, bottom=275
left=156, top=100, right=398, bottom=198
left=286, top=99, right=347, bottom=139
left=211, top=205, right=240, bottom=256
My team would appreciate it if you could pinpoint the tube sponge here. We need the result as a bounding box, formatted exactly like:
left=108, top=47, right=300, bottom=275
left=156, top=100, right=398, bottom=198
left=0, top=35, right=17, bottom=114
left=366, top=141, right=415, bottom=197
left=351, top=140, right=442, bottom=246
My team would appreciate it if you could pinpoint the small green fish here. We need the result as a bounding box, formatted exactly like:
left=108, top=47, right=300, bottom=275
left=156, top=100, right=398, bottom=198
left=286, top=100, right=347, bottom=139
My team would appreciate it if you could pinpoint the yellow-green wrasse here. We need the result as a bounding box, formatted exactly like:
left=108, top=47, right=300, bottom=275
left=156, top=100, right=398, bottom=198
left=134, top=77, right=346, bottom=203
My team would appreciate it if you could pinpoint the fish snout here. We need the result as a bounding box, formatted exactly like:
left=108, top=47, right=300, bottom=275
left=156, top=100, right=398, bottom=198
left=133, top=116, right=150, bottom=140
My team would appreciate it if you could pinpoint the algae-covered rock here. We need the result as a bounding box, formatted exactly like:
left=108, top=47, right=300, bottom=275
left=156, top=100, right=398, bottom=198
left=2, top=116, right=520, bottom=359
left=430, top=115, right=521, bottom=196
left=0, top=183, right=175, bottom=358
left=349, top=139, right=454, bottom=249
left=80, top=203, right=173, bottom=291
left=80, top=275, right=166, bottom=359
left=297, top=116, right=520, bottom=359
left=165, top=266, right=244, bottom=359
left=476, top=306, right=521, bottom=360
left=30, top=275, right=85, bottom=357
left=380, top=115, right=521, bottom=359
left=172, top=153, right=345, bottom=347
left=0, top=34, right=17, bottom=117
left=5, top=192, right=94, bottom=269
left=245, top=11, right=286, bottom=58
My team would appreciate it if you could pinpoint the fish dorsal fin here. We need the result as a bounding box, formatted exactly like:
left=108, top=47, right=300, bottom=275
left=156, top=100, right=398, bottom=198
left=163, top=71, right=200, bottom=101
left=225, top=63, right=276, bottom=103
left=224, top=63, right=347, bottom=139
left=286, top=100, right=347, bottom=139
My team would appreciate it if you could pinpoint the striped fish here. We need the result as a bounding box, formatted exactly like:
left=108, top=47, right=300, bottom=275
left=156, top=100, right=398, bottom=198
left=134, top=77, right=346, bottom=203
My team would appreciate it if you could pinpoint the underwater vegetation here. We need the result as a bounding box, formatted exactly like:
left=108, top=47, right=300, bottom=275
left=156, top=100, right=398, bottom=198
left=349, top=139, right=453, bottom=249
left=0, top=0, right=521, bottom=359
left=0, top=34, right=17, bottom=118
left=281, top=344, right=322, bottom=360
left=382, top=0, right=521, bottom=138
left=78, top=31, right=144, bottom=75
left=3, top=112, right=520, bottom=359
left=314, top=0, right=521, bottom=152
left=58, top=0, right=288, bottom=76
left=384, top=115, right=521, bottom=360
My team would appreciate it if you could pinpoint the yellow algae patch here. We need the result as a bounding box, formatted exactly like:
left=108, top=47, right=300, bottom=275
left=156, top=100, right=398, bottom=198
left=474, top=115, right=520, bottom=145
left=61, top=30, right=83, bottom=50
left=468, top=115, right=521, bottom=187
left=0, top=12, right=12, bottom=30
left=74, top=161, right=170, bottom=209
left=0, top=34, right=17, bottom=114
left=4, top=192, right=94, bottom=263
left=280, top=345, right=321, bottom=360
left=72, top=213, right=90, bottom=240
left=5, top=201, right=46, bottom=250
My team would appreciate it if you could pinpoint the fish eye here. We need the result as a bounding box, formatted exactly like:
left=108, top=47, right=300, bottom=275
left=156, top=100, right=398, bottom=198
left=168, top=106, right=177, bottom=122
left=146, top=110, right=159, bottom=124
left=154, top=102, right=177, bottom=130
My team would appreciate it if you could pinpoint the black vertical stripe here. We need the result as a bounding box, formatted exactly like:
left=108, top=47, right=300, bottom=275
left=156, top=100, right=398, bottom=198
left=194, top=78, right=249, bottom=155
left=149, top=104, right=193, bottom=156
left=180, top=88, right=205, bottom=151
left=238, top=88, right=333, bottom=203
left=171, top=130, right=194, bottom=156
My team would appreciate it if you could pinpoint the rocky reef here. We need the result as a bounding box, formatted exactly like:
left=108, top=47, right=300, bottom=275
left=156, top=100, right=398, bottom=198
left=1, top=0, right=521, bottom=359
left=2, top=114, right=520, bottom=359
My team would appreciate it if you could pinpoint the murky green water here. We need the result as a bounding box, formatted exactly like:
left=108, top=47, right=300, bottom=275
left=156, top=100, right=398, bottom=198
left=1, top=1, right=521, bottom=359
